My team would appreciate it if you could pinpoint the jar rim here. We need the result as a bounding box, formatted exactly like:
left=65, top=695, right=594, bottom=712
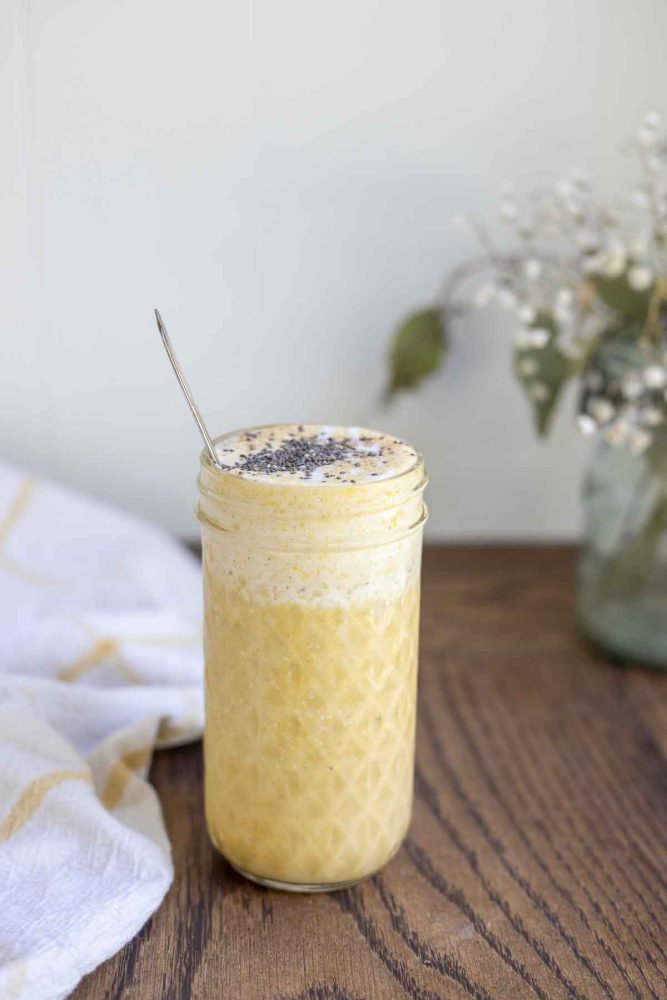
left=199, top=423, right=425, bottom=492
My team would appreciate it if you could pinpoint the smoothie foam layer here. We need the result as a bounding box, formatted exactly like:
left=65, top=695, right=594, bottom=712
left=198, top=424, right=426, bottom=608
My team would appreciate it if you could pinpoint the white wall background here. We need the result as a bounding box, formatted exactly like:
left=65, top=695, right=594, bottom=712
left=2, top=0, right=666, bottom=539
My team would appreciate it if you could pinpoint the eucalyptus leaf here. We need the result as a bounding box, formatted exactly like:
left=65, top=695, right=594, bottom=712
left=386, top=308, right=446, bottom=399
left=513, top=312, right=573, bottom=436
left=595, top=272, right=652, bottom=322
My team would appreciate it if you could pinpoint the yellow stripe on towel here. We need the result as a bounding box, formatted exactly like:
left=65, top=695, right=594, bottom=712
left=0, top=477, right=35, bottom=551
left=101, top=746, right=152, bottom=811
left=0, top=769, right=91, bottom=842
left=58, top=637, right=120, bottom=682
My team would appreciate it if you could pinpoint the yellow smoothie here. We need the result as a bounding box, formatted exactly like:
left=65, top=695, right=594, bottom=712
left=197, top=424, right=426, bottom=889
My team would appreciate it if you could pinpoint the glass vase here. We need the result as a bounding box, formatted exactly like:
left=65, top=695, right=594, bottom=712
left=577, top=426, right=667, bottom=670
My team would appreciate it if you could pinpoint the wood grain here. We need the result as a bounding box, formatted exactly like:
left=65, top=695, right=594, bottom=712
left=73, top=545, right=667, bottom=1000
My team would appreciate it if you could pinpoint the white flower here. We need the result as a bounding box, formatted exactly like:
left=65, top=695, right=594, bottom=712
left=627, top=265, right=654, bottom=291
left=473, top=283, right=496, bottom=308
left=527, top=327, right=551, bottom=348
left=498, top=288, right=518, bottom=309
left=500, top=200, right=518, bottom=222
left=605, top=419, right=631, bottom=445
left=639, top=405, right=664, bottom=427
left=600, top=238, right=627, bottom=277
left=638, top=126, right=658, bottom=148
left=621, top=371, right=644, bottom=400
left=643, top=364, right=667, bottom=389
left=630, top=190, right=650, bottom=208
left=583, top=238, right=627, bottom=277
left=518, top=303, right=537, bottom=324
left=644, top=111, right=662, bottom=129
left=576, top=414, right=598, bottom=435
left=554, top=289, right=574, bottom=323
left=556, top=180, right=574, bottom=200
left=519, top=357, right=539, bottom=377
left=514, top=327, right=550, bottom=349
left=530, top=382, right=551, bottom=402
left=588, top=397, right=615, bottom=423
left=524, top=259, right=543, bottom=281
left=628, top=427, right=652, bottom=454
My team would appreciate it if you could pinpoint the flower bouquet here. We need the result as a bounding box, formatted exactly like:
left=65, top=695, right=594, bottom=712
left=387, top=114, right=667, bottom=668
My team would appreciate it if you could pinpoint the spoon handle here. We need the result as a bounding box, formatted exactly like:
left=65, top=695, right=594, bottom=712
left=154, top=308, right=221, bottom=468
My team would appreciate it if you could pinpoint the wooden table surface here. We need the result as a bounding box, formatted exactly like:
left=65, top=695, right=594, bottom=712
left=75, top=545, right=667, bottom=1000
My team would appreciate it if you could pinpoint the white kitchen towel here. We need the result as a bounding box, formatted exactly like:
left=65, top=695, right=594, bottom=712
left=0, top=463, right=204, bottom=1000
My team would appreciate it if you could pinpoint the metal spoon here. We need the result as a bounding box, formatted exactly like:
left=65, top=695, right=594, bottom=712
left=154, top=308, right=222, bottom=468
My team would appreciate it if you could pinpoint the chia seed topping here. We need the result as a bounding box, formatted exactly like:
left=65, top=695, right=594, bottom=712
left=214, top=424, right=418, bottom=485
left=220, top=434, right=369, bottom=479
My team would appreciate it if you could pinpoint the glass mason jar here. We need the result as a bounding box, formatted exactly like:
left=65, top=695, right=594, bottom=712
left=577, top=338, right=667, bottom=671
left=196, top=426, right=427, bottom=891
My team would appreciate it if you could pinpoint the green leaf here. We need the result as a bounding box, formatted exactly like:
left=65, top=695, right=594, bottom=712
left=595, top=272, right=652, bottom=322
left=386, top=308, right=446, bottom=399
left=513, top=312, right=573, bottom=436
